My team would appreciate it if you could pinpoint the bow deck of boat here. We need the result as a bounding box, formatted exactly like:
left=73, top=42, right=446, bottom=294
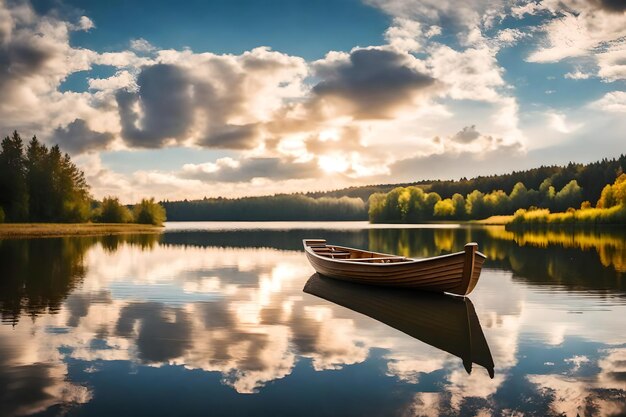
left=303, top=239, right=487, bottom=296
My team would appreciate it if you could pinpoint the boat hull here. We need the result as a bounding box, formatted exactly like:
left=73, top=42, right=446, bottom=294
left=303, top=240, right=486, bottom=296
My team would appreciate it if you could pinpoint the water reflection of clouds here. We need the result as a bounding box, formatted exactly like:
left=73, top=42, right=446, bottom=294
left=0, top=235, right=625, bottom=416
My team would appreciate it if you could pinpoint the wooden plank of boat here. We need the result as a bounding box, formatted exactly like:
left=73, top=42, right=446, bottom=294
left=303, top=274, right=495, bottom=378
left=303, top=239, right=487, bottom=296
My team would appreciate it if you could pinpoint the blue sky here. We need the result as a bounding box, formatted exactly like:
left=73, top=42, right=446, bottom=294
left=1, top=0, right=625, bottom=201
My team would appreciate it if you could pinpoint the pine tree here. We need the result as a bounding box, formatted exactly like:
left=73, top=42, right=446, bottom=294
left=26, top=136, right=49, bottom=221
left=0, top=131, right=28, bottom=221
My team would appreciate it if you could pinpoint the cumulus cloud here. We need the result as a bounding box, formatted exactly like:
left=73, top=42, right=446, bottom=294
left=450, top=125, right=481, bottom=143
left=384, top=18, right=425, bottom=52
left=428, top=45, right=505, bottom=102
left=113, top=47, right=307, bottom=150
left=591, top=91, right=626, bottom=113
left=597, top=46, right=626, bottom=81
left=116, top=64, right=194, bottom=148
left=364, top=0, right=508, bottom=33
left=523, top=0, right=626, bottom=81
left=311, top=47, right=437, bottom=119
left=564, top=69, right=592, bottom=80
left=52, top=118, right=115, bottom=154
left=130, top=38, right=156, bottom=53
left=74, top=16, right=94, bottom=31
left=589, top=0, right=626, bottom=13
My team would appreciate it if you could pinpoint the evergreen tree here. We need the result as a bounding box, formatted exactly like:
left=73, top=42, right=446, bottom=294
left=1, top=131, right=92, bottom=223
left=26, top=136, right=49, bottom=221
left=58, top=152, right=91, bottom=222
left=0, top=131, right=28, bottom=221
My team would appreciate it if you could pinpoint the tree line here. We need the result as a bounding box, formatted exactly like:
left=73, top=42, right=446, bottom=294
left=162, top=195, right=366, bottom=221
left=0, top=131, right=166, bottom=225
left=307, top=155, right=626, bottom=204
left=509, top=174, right=626, bottom=227
left=368, top=173, right=623, bottom=222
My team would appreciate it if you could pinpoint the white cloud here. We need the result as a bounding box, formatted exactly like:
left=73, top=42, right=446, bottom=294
left=547, top=111, right=583, bottom=133
left=524, top=0, right=626, bottom=81
left=75, top=16, right=94, bottom=31
left=130, top=37, right=156, bottom=53
left=591, top=91, right=626, bottom=113
left=564, top=69, right=592, bottom=80
left=597, top=45, right=626, bottom=81
left=384, top=18, right=424, bottom=52
left=495, top=28, right=528, bottom=46
left=428, top=45, right=505, bottom=102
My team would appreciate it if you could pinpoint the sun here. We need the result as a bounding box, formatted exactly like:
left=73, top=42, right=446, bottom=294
left=318, top=154, right=349, bottom=174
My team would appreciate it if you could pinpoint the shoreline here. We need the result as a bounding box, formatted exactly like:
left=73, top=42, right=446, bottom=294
left=0, top=223, right=164, bottom=238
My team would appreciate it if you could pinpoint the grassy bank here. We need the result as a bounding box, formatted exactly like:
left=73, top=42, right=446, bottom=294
left=507, top=205, right=626, bottom=229
left=0, top=223, right=164, bottom=238
left=472, top=215, right=514, bottom=225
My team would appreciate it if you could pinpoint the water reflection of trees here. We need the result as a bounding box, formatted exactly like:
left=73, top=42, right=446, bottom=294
left=0, top=234, right=161, bottom=324
left=368, top=227, right=626, bottom=295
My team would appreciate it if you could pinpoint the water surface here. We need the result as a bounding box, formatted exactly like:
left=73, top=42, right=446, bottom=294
left=1, top=222, right=624, bottom=416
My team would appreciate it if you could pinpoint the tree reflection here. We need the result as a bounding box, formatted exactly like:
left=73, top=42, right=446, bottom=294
left=367, top=227, right=626, bottom=295
left=0, top=234, right=160, bottom=324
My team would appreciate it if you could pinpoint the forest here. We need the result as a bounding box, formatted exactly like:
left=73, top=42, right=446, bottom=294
left=369, top=172, right=626, bottom=224
left=0, top=131, right=166, bottom=225
left=162, top=195, right=366, bottom=221
left=309, top=155, right=626, bottom=204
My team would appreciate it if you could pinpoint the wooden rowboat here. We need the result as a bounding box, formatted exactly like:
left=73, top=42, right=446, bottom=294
left=304, top=274, right=495, bottom=377
left=303, top=239, right=487, bottom=296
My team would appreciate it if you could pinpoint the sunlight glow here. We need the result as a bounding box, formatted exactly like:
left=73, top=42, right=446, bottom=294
left=318, top=154, right=349, bottom=173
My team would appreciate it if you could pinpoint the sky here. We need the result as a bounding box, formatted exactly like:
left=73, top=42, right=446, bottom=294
left=1, top=0, right=625, bottom=202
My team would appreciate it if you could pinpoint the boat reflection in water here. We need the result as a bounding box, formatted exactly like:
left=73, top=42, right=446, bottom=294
left=304, top=273, right=495, bottom=378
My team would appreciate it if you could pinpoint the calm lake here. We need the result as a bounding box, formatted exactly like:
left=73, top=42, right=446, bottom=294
left=1, top=222, right=625, bottom=416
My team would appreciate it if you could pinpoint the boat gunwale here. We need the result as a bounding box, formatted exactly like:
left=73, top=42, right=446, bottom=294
left=304, top=240, right=486, bottom=267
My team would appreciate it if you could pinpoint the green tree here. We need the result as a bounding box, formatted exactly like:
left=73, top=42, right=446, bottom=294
left=397, top=188, right=412, bottom=221
left=368, top=193, right=387, bottom=222
left=539, top=178, right=556, bottom=208
left=383, top=188, right=403, bottom=222
left=484, top=189, right=511, bottom=215
left=510, top=182, right=529, bottom=210
left=95, top=197, right=133, bottom=223
left=58, top=152, right=91, bottom=222
left=405, top=186, right=427, bottom=222
left=0, top=131, right=28, bottom=221
left=133, top=198, right=167, bottom=226
left=466, top=190, right=486, bottom=219
left=451, top=193, right=466, bottom=219
left=554, top=180, right=583, bottom=212
left=25, top=136, right=50, bottom=221
left=424, top=192, right=441, bottom=220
